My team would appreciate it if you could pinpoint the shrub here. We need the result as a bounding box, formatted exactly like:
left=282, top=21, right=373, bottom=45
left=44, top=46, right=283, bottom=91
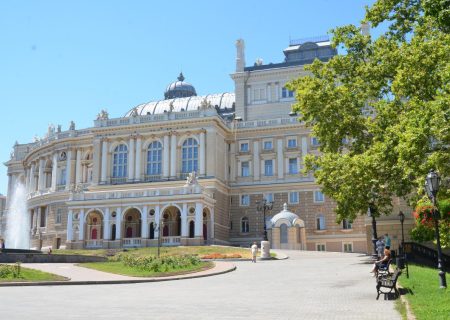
left=115, top=254, right=201, bottom=272
left=0, top=263, right=22, bottom=279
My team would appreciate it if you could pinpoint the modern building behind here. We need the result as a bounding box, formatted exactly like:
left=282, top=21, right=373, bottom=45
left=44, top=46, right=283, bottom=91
left=4, top=35, right=413, bottom=252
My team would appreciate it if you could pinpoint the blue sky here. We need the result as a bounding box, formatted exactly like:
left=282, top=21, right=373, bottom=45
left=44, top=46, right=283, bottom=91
left=0, top=0, right=377, bottom=195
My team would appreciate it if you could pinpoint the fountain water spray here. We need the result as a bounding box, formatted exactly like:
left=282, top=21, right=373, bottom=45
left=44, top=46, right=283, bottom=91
left=5, top=181, right=30, bottom=249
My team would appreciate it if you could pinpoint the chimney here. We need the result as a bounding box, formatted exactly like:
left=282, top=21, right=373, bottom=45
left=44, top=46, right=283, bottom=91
left=236, top=39, right=245, bottom=72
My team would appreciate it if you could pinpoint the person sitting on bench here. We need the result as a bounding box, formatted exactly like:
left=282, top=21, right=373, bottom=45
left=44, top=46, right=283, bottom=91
left=370, top=248, right=391, bottom=277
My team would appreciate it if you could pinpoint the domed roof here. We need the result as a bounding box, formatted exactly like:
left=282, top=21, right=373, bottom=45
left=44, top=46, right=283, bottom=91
left=270, top=203, right=301, bottom=227
left=164, top=72, right=197, bottom=100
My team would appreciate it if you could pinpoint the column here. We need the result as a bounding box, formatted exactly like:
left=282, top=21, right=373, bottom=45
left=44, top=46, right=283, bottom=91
left=275, top=83, right=279, bottom=101
left=135, top=136, right=142, bottom=182
left=103, top=207, right=110, bottom=240
left=128, top=137, right=135, bottom=181
left=163, top=135, right=170, bottom=178
left=100, top=139, right=108, bottom=183
left=277, top=138, right=284, bottom=179
left=65, top=150, right=72, bottom=190
left=141, top=205, right=148, bottom=238
left=78, top=209, right=85, bottom=241
left=75, top=149, right=82, bottom=184
left=38, top=158, right=45, bottom=190
left=199, top=131, right=206, bottom=176
left=181, top=203, right=188, bottom=237
left=195, top=202, right=204, bottom=237
left=210, top=208, right=215, bottom=240
left=29, top=163, right=35, bottom=193
left=154, top=205, right=160, bottom=239
left=230, top=143, right=236, bottom=181
left=92, top=138, right=101, bottom=184
left=301, top=136, right=308, bottom=174
left=115, top=207, right=122, bottom=240
left=253, top=141, right=260, bottom=180
left=267, top=83, right=271, bottom=102
left=51, top=153, right=58, bottom=191
left=67, top=210, right=73, bottom=241
left=170, top=134, right=177, bottom=178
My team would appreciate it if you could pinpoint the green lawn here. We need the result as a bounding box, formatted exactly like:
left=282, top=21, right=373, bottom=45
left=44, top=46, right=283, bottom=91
left=54, top=246, right=262, bottom=259
left=0, top=266, right=68, bottom=283
left=80, top=260, right=213, bottom=277
left=397, top=264, right=449, bottom=320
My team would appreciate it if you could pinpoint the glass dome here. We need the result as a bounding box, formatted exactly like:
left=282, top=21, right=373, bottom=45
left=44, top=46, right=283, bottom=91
left=164, top=72, right=197, bottom=99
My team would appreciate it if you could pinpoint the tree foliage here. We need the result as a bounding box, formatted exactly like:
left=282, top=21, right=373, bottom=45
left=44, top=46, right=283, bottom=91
left=288, top=0, right=450, bottom=222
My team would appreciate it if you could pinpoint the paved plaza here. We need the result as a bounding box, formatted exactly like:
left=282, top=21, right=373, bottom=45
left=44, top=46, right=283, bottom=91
left=0, top=250, right=400, bottom=320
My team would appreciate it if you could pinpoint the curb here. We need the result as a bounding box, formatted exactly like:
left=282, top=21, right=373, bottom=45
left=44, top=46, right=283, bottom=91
left=0, top=262, right=236, bottom=287
left=396, top=283, right=416, bottom=320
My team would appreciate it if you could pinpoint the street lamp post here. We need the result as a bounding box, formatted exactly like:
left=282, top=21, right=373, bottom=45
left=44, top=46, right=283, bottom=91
left=424, top=169, right=447, bottom=289
left=256, top=199, right=273, bottom=241
left=398, top=211, right=409, bottom=278
left=256, top=199, right=273, bottom=259
left=368, top=202, right=378, bottom=259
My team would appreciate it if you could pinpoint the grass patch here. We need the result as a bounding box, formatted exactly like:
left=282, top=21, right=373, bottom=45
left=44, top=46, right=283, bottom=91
left=0, top=264, right=67, bottom=282
left=53, top=246, right=268, bottom=259
left=394, top=299, right=407, bottom=320
left=397, top=264, right=449, bottom=320
left=79, top=261, right=214, bottom=277
left=81, top=261, right=213, bottom=277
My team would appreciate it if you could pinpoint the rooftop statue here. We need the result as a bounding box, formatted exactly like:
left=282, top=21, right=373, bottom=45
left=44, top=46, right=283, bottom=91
left=199, top=97, right=212, bottom=111
left=69, top=121, right=76, bottom=131
left=130, top=107, right=139, bottom=117
left=185, top=171, right=198, bottom=186
left=97, top=109, right=109, bottom=120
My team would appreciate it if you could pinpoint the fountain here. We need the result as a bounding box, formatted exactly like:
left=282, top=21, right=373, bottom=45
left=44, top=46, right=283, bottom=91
left=4, top=181, right=30, bottom=249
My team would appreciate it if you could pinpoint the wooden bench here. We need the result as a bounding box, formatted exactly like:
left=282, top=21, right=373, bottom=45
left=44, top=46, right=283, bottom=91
left=376, top=269, right=401, bottom=300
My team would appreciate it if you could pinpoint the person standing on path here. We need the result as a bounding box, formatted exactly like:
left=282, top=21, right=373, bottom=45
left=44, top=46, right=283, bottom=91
left=251, top=242, right=258, bottom=263
left=384, top=233, right=391, bottom=250
left=376, top=237, right=385, bottom=258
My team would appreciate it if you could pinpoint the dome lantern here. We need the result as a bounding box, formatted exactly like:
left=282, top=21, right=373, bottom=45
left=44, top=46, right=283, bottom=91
left=164, top=73, right=197, bottom=100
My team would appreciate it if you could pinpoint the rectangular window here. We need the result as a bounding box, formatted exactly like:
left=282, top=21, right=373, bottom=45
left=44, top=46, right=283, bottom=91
left=264, top=160, right=273, bottom=176
left=344, top=243, right=353, bottom=252
left=240, top=142, right=249, bottom=152
left=254, top=88, right=266, bottom=101
left=264, top=193, right=274, bottom=203
left=314, top=191, right=325, bottom=203
left=56, top=208, right=62, bottom=224
left=316, top=244, right=326, bottom=251
left=60, top=168, right=66, bottom=185
left=289, top=192, right=299, bottom=204
left=40, top=207, right=46, bottom=228
left=282, top=87, right=294, bottom=98
left=287, top=138, right=297, bottom=148
left=288, top=158, right=298, bottom=174
left=263, top=141, right=273, bottom=150
left=316, top=215, right=325, bottom=230
left=342, top=219, right=353, bottom=230
left=241, top=161, right=250, bottom=177
left=240, top=194, right=250, bottom=206
left=311, top=137, right=320, bottom=146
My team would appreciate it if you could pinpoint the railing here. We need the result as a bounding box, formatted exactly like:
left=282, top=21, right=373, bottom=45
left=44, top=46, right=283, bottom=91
left=144, top=174, right=162, bottom=182
left=235, top=117, right=300, bottom=129
left=162, top=236, right=181, bottom=245
left=85, top=240, right=103, bottom=248
left=56, top=185, right=66, bottom=191
left=110, top=177, right=127, bottom=185
left=404, top=242, right=450, bottom=272
left=123, top=238, right=142, bottom=247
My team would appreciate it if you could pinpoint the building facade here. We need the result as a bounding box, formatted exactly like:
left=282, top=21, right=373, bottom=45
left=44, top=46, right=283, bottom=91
left=4, top=37, right=413, bottom=252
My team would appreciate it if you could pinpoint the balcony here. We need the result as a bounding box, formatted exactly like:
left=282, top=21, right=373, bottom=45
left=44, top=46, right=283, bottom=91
left=110, top=177, right=127, bottom=185
left=162, top=236, right=181, bottom=245
left=123, top=238, right=142, bottom=248
left=85, top=240, right=103, bottom=248
left=144, top=174, right=163, bottom=182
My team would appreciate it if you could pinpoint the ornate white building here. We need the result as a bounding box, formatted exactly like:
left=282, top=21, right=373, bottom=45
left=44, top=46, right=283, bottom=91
left=4, top=37, right=412, bottom=252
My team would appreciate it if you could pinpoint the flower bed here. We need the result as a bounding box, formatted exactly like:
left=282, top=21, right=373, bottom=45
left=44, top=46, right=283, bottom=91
left=200, top=253, right=242, bottom=259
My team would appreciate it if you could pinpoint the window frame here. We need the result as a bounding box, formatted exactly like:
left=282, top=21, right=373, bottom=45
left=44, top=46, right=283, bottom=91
left=288, top=158, right=298, bottom=174
left=316, top=214, right=326, bottom=230
left=264, top=159, right=273, bottom=176
left=289, top=191, right=299, bottom=204
left=241, top=161, right=250, bottom=177
left=240, top=194, right=250, bottom=206
left=146, top=141, right=163, bottom=175
left=314, top=191, right=325, bottom=203
left=241, top=217, right=250, bottom=233
left=181, top=138, right=199, bottom=174
left=112, top=144, right=128, bottom=178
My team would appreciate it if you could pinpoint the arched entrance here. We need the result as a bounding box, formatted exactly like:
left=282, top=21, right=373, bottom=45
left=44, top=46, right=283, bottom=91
left=85, top=210, right=103, bottom=248
left=202, top=207, right=212, bottom=244
left=189, top=220, right=195, bottom=238
left=122, top=208, right=142, bottom=247
left=161, top=206, right=181, bottom=245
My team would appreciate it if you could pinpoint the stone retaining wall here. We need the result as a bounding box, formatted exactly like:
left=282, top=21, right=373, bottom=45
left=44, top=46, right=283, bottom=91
left=0, top=253, right=107, bottom=263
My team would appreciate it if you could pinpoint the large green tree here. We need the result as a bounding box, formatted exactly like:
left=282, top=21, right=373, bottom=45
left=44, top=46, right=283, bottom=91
left=288, top=0, right=450, bottom=222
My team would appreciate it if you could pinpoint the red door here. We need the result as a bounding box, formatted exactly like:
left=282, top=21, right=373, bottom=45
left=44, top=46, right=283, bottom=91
left=126, top=227, right=133, bottom=238
left=91, top=228, right=98, bottom=240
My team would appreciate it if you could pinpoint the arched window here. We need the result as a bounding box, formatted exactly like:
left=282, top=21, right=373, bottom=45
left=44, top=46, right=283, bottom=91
left=112, top=144, right=128, bottom=178
left=280, top=223, right=288, bottom=243
left=241, top=217, right=249, bottom=233
left=181, top=138, right=198, bottom=173
left=147, top=141, right=162, bottom=175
